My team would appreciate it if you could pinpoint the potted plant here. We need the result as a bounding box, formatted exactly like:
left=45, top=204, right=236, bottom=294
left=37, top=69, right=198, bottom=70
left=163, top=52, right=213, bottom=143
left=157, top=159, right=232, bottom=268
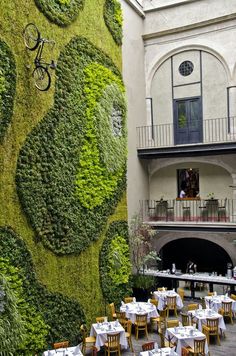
left=129, top=214, right=161, bottom=301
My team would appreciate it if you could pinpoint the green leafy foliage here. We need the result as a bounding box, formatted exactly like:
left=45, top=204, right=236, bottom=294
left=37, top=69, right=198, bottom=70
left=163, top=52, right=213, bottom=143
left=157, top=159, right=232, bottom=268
left=16, top=37, right=127, bottom=255
left=0, top=227, right=85, bottom=350
left=104, top=0, right=123, bottom=45
left=34, top=0, right=84, bottom=26
left=0, top=40, right=16, bottom=143
left=100, top=221, right=132, bottom=306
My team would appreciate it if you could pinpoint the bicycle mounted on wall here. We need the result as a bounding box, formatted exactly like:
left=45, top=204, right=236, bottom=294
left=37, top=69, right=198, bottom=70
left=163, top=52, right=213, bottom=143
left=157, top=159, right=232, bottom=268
left=23, top=23, right=56, bottom=91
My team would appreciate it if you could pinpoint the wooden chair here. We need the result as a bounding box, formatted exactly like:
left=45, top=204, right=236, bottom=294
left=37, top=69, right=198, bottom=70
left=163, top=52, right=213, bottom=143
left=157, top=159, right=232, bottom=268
left=53, top=341, right=69, bottom=349
left=230, top=293, right=236, bottom=301
left=134, top=313, right=148, bottom=339
left=109, top=303, right=117, bottom=320
left=104, top=332, right=121, bottom=356
left=187, top=303, right=198, bottom=311
left=166, top=295, right=178, bottom=317
left=124, top=297, right=133, bottom=304
left=150, top=307, right=167, bottom=332
left=96, top=316, right=107, bottom=323
left=125, top=319, right=134, bottom=352
left=92, top=346, right=98, bottom=356
left=166, top=319, right=179, bottom=328
left=178, top=288, right=185, bottom=302
left=159, top=326, right=176, bottom=348
left=80, top=324, right=96, bottom=354
left=142, top=341, right=155, bottom=351
left=202, top=317, right=220, bottom=345
left=116, top=311, right=127, bottom=326
left=158, top=287, right=167, bottom=291
left=180, top=312, right=191, bottom=326
left=220, top=301, right=233, bottom=324
left=207, top=292, right=214, bottom=296
left=150, top=298, right=158, bottom=307
left=181, top=337, right=206, bottom=355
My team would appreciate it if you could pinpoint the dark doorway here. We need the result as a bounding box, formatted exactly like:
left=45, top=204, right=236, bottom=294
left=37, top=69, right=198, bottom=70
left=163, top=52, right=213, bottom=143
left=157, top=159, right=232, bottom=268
left=160, top=238, right=232, bottom=276
left=174, top=97, right=202, bottom=145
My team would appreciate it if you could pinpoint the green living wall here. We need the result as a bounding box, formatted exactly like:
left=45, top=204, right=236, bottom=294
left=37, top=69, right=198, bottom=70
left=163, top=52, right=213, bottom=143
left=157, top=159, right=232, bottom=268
left=0, top=0, right=131, bottom=354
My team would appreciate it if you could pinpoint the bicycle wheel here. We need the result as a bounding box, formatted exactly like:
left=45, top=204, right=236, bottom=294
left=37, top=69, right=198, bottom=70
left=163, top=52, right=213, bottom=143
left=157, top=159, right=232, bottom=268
left=33, top=66, right=51, bottom=91
left=23, top=23, right=40, bottom=50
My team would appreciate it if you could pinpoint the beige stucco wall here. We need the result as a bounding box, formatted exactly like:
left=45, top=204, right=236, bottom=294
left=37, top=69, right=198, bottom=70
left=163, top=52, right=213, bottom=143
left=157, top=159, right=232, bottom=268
left=121, top=0, right=149, bottom=221
left=149, top=162, right=232, bottom=200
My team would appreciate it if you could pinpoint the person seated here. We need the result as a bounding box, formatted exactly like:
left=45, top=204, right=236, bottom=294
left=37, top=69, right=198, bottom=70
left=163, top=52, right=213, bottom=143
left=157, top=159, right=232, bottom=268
left=186, top=260, right=196, bottom=274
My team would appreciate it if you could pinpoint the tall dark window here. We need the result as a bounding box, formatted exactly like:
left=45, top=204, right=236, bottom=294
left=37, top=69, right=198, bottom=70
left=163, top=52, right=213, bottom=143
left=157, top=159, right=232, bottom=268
left=177, top=168, right=199, bottom=198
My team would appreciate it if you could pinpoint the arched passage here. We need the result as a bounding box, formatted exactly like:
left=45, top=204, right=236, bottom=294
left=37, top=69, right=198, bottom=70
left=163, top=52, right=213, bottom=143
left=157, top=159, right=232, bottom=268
left=160, top=238, right=232, bottom=275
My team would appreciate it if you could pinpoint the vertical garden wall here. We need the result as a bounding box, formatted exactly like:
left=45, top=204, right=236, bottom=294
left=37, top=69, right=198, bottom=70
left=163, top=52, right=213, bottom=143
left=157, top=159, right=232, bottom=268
left=0, top=0, right=131, bottom=353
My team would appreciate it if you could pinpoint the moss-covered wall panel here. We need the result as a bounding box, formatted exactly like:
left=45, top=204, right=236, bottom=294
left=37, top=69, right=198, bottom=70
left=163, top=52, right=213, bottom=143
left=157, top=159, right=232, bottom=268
left=0, top=0, right=128, bottom=347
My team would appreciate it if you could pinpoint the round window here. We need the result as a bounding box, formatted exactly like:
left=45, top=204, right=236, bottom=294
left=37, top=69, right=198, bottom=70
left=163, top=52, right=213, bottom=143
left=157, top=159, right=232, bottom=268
left=179, top=61, right=194, bottom=76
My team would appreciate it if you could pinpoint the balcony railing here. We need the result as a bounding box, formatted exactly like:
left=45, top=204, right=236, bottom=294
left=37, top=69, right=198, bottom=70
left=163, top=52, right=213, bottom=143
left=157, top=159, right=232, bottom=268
left=140, top=198, right=236, bottom=224
left=136, top=117, right=236, bottom=149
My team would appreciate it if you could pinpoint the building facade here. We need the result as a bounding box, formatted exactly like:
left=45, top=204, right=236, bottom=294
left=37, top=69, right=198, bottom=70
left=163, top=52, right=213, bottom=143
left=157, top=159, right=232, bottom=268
left=122, top=0, right=236, bottom=273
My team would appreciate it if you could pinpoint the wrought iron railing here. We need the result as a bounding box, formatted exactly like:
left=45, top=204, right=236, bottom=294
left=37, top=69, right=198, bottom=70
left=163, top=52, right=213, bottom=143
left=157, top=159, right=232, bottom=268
left=140, top=198, right=236, bottom=223
left=136, top=116, right=236, bottom=149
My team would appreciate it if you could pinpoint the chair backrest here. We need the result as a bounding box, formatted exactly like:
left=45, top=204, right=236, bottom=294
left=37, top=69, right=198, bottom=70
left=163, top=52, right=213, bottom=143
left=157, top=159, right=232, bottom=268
left=207, top=292, right=214, bottom=296
left=150, top=298, right=158, bottom=306
left=222, top=301, right=232, bottom=313
left=142, top=342, right=155, bottom=351
left=206, top=317, right=219, bottom=332
left=53, top=341, right=69, bottom=349
left=187, top=303, right=198, bottom=311
left=177, top=288, right=185, bottom=302
left=136, top=313, right=147, bottom=325
left=166, top=295, right=177, bottom=308
left=80, top=324, right=88, bottom=341
left=116, top=311, right=126, bottom=321
left=96, top=316, right=106, bottom=323
left=126, top=319, right=132, bottom=334
left=230, top=293, right=236, bottom=301
left=107, top=332, right=120, bottom=348
left=159, top=307, right=167, bottom=320
left=193, top=337, right=206, bottom=353
left=158, top=287, right=167, bottom=291
left=167, top=319, right=179, bottom=328
left=180, top=312, right=190, bottom=326
left=109, top=302, right=116, bottom=315
left=124, top=297, right=133, bottom=304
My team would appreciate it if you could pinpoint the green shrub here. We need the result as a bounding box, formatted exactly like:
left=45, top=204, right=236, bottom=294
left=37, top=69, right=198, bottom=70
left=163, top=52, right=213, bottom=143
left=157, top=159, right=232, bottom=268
left=104, top=0, right=123, bottom=45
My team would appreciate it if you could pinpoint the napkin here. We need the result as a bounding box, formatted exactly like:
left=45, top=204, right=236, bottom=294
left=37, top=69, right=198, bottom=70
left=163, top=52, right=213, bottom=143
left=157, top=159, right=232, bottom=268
left=147, top=298, right=151, bottom=303
left=198, top=304, right=202, bottom=310
left=214, top=291, right=217, bottom=296
left=121, top=301, right=125, bottom=306
left=133, top=297, right=136, bottom=303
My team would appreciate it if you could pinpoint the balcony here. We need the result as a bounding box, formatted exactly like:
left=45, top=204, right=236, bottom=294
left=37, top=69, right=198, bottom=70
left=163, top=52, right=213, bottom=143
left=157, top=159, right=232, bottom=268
left=140, top=198, right=236, bottom=230
left=137, top=117, right=236, bottom=158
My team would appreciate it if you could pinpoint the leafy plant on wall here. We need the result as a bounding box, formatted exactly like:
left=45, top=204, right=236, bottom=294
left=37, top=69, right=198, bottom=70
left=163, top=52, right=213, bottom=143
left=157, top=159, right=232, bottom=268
left=0, top=40, right=16, bottom=143
left=104, top=0, right=123, bottom=45
left=99, top=221, right=132, bottom=306
left=0, top=227, right=85, bottom=350
left=34, top=0, right=85, bottom=26
left=16, top=36, right=127, bottom=255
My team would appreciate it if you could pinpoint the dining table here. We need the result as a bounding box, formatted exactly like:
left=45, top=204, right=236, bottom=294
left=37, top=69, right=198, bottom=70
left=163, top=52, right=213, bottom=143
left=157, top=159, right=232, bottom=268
left=153, top=290, right=183, bottom=311
left=140, top=346, right=178, bottom=355
left=205, top=294, right=236, bottom=312
left=90, top=320, right=127, bottom=351
left=188, top=308, right=226, bottom=332
left=120, top=301, right=159, bottom=323
left=43, top=346, right=83, bottom=356
left=165, top=325, right=208, bottom=355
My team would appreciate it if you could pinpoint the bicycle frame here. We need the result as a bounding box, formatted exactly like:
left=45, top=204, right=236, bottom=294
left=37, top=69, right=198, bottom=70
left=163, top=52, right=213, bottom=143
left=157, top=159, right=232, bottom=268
left=34, top=39, right=55, bottom=68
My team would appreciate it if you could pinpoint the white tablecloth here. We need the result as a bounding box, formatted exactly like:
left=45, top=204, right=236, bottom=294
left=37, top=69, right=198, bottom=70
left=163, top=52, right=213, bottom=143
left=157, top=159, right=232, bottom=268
left=165, top=326, right=208, bottom=355
left=153, top=290, right=183, bottom=311
left=140, top=347, right=178, bottom=355
left=90, top=321, right=127, bottom=351
left=43, top=346, right=82, bottom=356
left=120, top=301, right=159, bottom=323
left=205, top=295, right=236, bottom=312
left=188, top=308, right=226, bottom=332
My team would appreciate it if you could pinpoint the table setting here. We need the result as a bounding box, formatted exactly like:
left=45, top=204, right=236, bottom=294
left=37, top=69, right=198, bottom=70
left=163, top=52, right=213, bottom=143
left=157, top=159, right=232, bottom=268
left=140, top=346, right=177, bottom=355
left=153, top=290, right=183, bottom=311
left=90, top=320, right=127, bottom=350
left=165, top=325, right=208, bottom=355
left=188, top=308, right=226, bottom=332
left=43, top=346, right=82, bottom=356
left=120, top=300, right=159, bottom=323
left=205, top=294, right=236, bottom=312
